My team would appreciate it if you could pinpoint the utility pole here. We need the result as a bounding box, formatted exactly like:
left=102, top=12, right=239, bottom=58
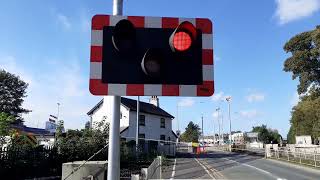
left=226, top=96, right=232, bottom=144
left=136, top=96, right=140, bottom=154
left=201, top=114, right=204, bottom=143
left=176, top=103, right=179, bottom=132
left=107, top=0, right=122, bottom=179
left=221, top=113, right=224, bottom=144
left=216, top=108, right=220, bottom=145
left=57, top=102, right=60, bottom=121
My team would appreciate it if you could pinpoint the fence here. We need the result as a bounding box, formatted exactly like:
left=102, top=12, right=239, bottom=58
left=139, top=156, right=162, bottom=180
left=267, top=149, right=320, bottom=168
left=0, top=145, right=62, bottom=179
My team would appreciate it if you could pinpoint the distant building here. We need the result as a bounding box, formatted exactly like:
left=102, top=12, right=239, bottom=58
left=296, top=136, right=312, bottom=145
left=11, top=124, right=55, bottom=148
left=45, top=119, right=57, bottom=133
left=87, top=96, right=177, bottom=156
left=246, top=132, right=259, bottom=142
left=231, top=132, right=244, bottom=145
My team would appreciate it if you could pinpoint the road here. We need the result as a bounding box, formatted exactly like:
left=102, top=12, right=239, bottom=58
left=162, top=150, right=320, bottom=179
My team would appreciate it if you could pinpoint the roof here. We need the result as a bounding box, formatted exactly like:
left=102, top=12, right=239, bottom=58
left=11, top=125, right=53, bottom=135
left=87, top=97, right=174, bottom=119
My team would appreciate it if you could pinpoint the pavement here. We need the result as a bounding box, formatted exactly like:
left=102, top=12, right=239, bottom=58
left=161, top=150, right=320, bottom=180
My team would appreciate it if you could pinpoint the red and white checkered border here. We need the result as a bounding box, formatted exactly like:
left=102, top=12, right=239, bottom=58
left=89, top=15, right=214, bottom=96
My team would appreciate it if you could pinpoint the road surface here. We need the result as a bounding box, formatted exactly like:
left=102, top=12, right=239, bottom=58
left=162, top=150, right=320, bottom=179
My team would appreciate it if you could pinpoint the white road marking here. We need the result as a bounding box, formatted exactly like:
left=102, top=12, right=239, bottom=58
left=221, top=157, right=285, bottom=180
left=170, top=158, right=177, bottom=180
left=194, top=158, right=215, bottom=179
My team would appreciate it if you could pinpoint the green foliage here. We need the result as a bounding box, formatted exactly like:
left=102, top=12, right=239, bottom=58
left=251, top=125, right=282, bottom=144
left=287, top=126, right=295, bottom=144
left=283, top=25, right=320, bottom=94
left=0, top=69, right=30, bottom=124
left=56, top=120, right=110, bottom=161
left=289, top=93, right=320, bottom=141
left=0, top=112, right=14, bottom=136
left=55, top=120, right=65, bottom=142
left=180, top=121, right=201, bottom=142
left=0, top=112, right=14, bottom=145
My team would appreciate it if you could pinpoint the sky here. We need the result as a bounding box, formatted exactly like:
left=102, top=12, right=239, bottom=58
left=1, top=0, right=320, bottom=137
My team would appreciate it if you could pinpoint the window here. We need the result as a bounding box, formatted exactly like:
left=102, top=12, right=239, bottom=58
left=139, top=115, right=145, bottom=126
left=139, top=134, right=145, bottom=139
left=160, top=135, right=165, bottom=141
left=160, top=118, right=165, bottom=128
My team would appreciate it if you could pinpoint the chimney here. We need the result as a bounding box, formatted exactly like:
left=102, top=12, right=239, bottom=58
left=149, top=96, right=159, bottom=107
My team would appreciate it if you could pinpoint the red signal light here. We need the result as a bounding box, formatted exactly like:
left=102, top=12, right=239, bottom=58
left=173, top=32, right=192, bottom=51
left=169, top=21, right=197, bottom=52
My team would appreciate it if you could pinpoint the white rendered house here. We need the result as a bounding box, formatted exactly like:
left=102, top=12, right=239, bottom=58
left=87, top=96, right=177, bottom=155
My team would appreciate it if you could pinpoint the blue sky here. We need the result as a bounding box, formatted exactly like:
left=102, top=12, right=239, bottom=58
left=1, top=0, right=320, bottom=137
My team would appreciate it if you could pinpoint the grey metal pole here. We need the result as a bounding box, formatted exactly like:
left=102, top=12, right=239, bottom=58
left=226, top=97, right=232, bottom=144
left=216, top=108, right=220, bottom=145
left=177, top=104, right=179, bottom=132
left=107, top=96, right=121, bottom=180
left=202, top=114, right=204, bottom=142
left=136, top=96, right=140, bottom=153
left=113, top=0, right=123, bottom=15
left=108, top=1, right=123, bottom=179
left=221, top=113, right=224, bottom=143
left=57, top=103, right=60, bottom=121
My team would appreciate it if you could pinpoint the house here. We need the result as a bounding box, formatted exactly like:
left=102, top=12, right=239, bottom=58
left=296, top=136, right=312, bottom=145
left=230, top=132, right=244, bottom=145
left=10, top=125, right=55, bottom=148
left=87, top=96, right=178, bottom=156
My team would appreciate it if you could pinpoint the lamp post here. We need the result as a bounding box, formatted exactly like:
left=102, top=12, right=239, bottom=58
left=215, top=107, right=220, bottom=145
left=226, top=96, right=232, bottom=144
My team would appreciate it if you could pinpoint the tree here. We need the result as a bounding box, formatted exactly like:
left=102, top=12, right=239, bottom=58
left=251, top=125, right=282, bottom=144
left=0, top=69, right=30, bottom=124
left=289, top=95, right=320, bottom=141
left=283, top=25, right=320, bottom=95
left=0, top=112, right=14, bottom=145
left=180, top=121, right=201, bottom=142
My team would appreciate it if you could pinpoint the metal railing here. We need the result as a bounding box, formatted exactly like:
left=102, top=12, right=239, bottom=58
left=267, top=149, right=320, bottom=168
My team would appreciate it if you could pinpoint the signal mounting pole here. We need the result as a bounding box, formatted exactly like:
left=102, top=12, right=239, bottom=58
left=136, top=96, right=140, bottom=154
left=107, top=1, right=123, bottom=180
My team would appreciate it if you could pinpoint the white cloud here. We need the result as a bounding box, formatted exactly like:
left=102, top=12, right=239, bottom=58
left=239, top=110, right=261, bottom=119
left=211, top=91, right=230, bottom=102
left=57, top=14, right=72, bottom=29
left=0, top=55, right=96, bottom=130
left=246, top=93, right=265, bottom=103
left=275, top=0, right=320, bottom=24
left=178, top=98, right=195, bottom=107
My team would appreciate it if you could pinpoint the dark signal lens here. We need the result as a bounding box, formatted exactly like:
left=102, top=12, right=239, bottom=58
left=112, top=19, right=136, bottom=52
left=173, top=31, right=192, bottom=51
left=141, top=49, right=163, bottom=78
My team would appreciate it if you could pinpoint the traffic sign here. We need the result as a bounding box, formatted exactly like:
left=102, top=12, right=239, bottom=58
left=89, top=15, right=214, bottom=96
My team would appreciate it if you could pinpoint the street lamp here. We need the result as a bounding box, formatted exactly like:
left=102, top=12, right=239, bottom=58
left=226, top=96, right=232, bottom=144
left=215, top=107, right=220, bottom=145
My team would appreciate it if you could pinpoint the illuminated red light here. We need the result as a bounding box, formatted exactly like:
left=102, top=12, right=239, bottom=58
left=173, top=32, right=192, bottom=51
